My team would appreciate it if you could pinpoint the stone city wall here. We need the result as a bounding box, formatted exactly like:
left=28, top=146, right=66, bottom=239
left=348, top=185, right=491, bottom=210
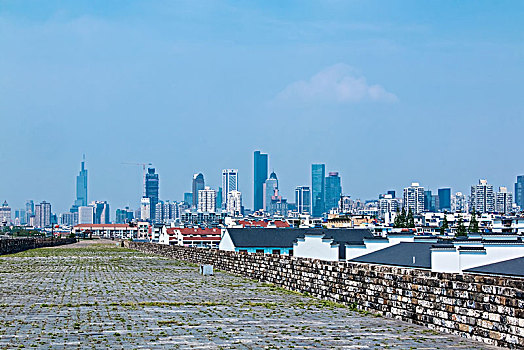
left=0, top=237, right=76, bottom=255
left=125, top=241, right=524, bottom=348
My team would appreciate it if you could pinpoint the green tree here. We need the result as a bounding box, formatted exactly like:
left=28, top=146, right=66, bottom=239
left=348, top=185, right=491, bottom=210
left=440, top=214, right=449, bottom=235
left=394, top=208, right=406, bottom=228
left=456, top=216, right=467, bottom=237
left=469, top=210, right=479, bottom=233
left=406, top=209, right=415, bottom=228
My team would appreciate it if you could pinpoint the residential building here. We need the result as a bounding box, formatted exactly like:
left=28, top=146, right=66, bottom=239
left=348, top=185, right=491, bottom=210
left=496, top=187, right=513, bottom=214
left=222, top=169, right=238, bottom=207
left=160, top=227, right=222, bottom=248
left=145, top=168, right=159, bottom=220
left=438, top=188, right=451, bottom=212
left=339, top=196, right=352, bottom=213
left=34, top=201, right=51, bottom=228
left=295, top=186, right=311, bottom=214
left=0, top=201, right=11, bottom=225
left=78, top=206, right=94, bottom=224
left=192, top=173, right=205, bottom=208
left=226, top=190, right=242, bottom=216
left=325, top=172, right=342, bottom=213
left=263, top=171, right=279, bottom=212
left=198, top=187, right=216, bottom=213
left=452, top=192, right=467, bottom=213
left=515, top=175, right=524, bottom=211
left=72, top=224, right=138, bottom=240
left=253, top=151, right=268, bottom=211
left=155, top=201, right=179, bottom=224
left=403, top=182, right=425, bottom=214
left=71, top=156, right=88, bottom=212
left=220, top=228, right=300, bottom=255
left=311, top=164, right=326, bottom=217
left=471, top=179, right=495, bottom=213
left=379, top=194, right=398, bottom=218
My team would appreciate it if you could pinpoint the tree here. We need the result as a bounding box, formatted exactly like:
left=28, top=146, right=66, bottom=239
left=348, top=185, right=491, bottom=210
left=406, top=209, right=415, bottom=228
left=440, top=215, right=449, bottom=235
left=394, top=208, right=406, bottom=228
left=469, top=210, right=479, bottom=234
left=456, top=216, right=467, bottom=237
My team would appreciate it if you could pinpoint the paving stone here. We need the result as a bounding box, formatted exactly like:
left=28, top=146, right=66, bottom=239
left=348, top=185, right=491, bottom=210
left=0, top=240, right=499, bottom=349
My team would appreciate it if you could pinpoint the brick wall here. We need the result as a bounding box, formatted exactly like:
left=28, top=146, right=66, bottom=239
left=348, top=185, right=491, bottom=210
left=0, top=237, right=76, bottom=255
left=125, top=241, right=524, bottom=348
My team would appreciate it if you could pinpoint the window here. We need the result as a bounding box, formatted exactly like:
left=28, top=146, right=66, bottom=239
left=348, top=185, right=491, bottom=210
left=272, top=249, right=280, bottom=255
left=288, top=249, right=293, bottom=256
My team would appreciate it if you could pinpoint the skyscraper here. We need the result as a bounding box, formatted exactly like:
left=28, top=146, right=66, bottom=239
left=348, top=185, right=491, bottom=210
left=192, top=173, right=205, bottom=208
left=311, top=164, right=325, bottom=217
left=471, top=179, right=495, bottom=213
left=91, top=201, right=110, bottom=224
left=226, top=190, right=242, bottom=216
left=515, top=175, right=524, bottom=210
left=71, top=156, right=88, bottom=212
left=438, top=188, right=451, bottom=212
left=222, top=169, right=238, bottom=207
left=0, top=201, right=11, bottom=225
left=324, top=172, right=342, bottom=213
left=253, top=151, right=268, bottom=211
left=145, top=168, right=159, bottom=220
left=78, top=206, right=94, bottom=224
left=264, top=171, right=279, bottom=212
left=403, top=182, right=425, bottom=214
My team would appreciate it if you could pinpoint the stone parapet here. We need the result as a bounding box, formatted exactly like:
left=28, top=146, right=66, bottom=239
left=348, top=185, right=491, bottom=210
left=125, top=241, right=524, bottom=349
left=0, top=237, right=76, bottom=255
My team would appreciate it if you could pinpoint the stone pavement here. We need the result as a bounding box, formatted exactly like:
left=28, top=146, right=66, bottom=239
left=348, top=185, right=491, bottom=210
left=0, top=240, right=499, bottom=349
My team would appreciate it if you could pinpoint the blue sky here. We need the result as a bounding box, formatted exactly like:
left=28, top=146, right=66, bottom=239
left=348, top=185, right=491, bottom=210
left=0, top=0, right=523, bottom=213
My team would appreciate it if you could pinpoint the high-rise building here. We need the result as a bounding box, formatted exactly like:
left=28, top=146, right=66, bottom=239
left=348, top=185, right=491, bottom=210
left=403, top=182, right=425, bottom=214
left=91, top=201, right=110, bottom=224
left=470, top=179, right=495, bottom=213
left=295, top=186, right=311, bottom=214
left=115, top=207, right=134, bottom=224
left=264, top=171, right=279, bottom=212
left=253, top=151, right=268, bottom=211
left=496, top=187, right=513, bottom=214
left=71, top=156, right=88, bottom=212
left=515, top=175, right=524, bottom=211
left=198, top=187, right=216, bottom=213
left=438, top=188, right=451, bottom=212
left=140, top=197, right=151, bottom=221
left=155, top=201, right=179, bottom=224
left=226, top=190, right=242, bottom=216
left=183, top=192, right=193, bottom=206
left=311, top=164, right=325, bottom=217
left=0, top=201, right=11, bottom=225
left=424, top=190, right=438, bottom=212
left=192, top=173, right=205, bottom=208
left=60, top=212, right=78, bottom=226
left=25, top=200, right=34, bottom=224
left=325, top=172, right=342, bottom=212
left=216, top=187, right=223, bottom=210
left=387, top=190, right=396, bottom=199
left=222, top=169, right=238, bottom=207
left=145, top=168, right=159, bottom=220
left=14, top=209, right=26, bottom=225
left=78, top=206, right=94, bottom=224
left=379, top=194, right=398, bottom=218
left=34, top=201, right=51, bottom=228
left=452, top=192, right=467, bottom=213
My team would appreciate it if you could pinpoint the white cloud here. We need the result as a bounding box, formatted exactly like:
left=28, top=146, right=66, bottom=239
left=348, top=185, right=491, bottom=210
left=276, top=64, right=398, bottom=104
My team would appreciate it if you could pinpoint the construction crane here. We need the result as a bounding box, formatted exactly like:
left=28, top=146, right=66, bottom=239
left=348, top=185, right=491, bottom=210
left=121, top=162, right=152, bottom=196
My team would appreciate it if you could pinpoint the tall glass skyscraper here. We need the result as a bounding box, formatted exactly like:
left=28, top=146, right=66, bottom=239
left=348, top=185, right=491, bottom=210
left=311, top=164, right=325, bottom=217
left=295, top=186, right=311, bottom=214
left=145, top=168, right=159, bottom=220
left=438, top=188, right=451, bottom=211
left=515, top=175, right=524, bottom=210
left=324, top=172, right=342, bottom=212
left=192, top=173, right=205, bottom=208
left=71, top=156, right=88, bottom=212
left=222, top=169, right=238, bottom=207
left=253, top=151, right=268, bottom=211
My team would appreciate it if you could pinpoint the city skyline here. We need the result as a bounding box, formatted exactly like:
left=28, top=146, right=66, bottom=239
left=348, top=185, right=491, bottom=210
left=0, top=1, right=523, bottom=212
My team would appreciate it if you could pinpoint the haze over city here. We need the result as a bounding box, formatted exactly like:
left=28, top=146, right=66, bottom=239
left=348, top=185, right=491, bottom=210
left=1, top=1, right=523, bottom=213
